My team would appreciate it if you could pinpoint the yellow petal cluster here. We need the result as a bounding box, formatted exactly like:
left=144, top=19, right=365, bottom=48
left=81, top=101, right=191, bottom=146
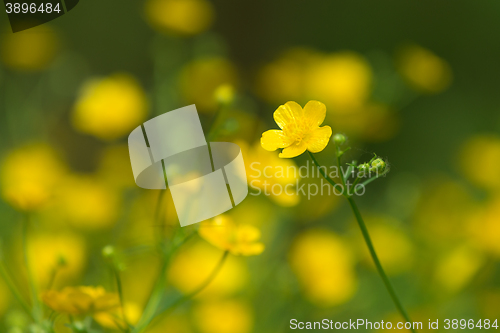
left=42, top=286, right=119, bottom=316
left=93, top=301, right=141, bottom=330
left=72, top=73, right=148, bottom=140
left=145, top=0, right=214, bottom=36
left=261, top=101, right=332, bottom=158
left=199, top=215, right=264, bottom=256
left=194, top=299, right=253, bottom=333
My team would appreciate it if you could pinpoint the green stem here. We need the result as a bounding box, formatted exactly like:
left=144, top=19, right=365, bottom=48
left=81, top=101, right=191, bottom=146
left=0, top=259, right=33, bottom=319
left=113, top=269, right=130, bottom=332
left=22, top=213, right=42, bottom=323
left=309, top=153, right=416, bottom=332
left=146, top=250, right=229, bottom=331
left=347, top=197, right=416, bottom=333
left=307, top=152, right=345, bottom=196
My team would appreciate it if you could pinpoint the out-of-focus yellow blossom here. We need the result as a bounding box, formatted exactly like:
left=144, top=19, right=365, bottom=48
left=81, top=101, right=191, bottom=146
left=1, top=144, right=65, bottom=211
left=194, top=299, right=253, bottom=333
left=357, top=216, right=414, bottom=275
left=199, top=215, right=265, bottom=256
left=256, top=48, right=320, bottom=104
left=459, top=134, right=500, bottom=190
left=467, top=196, right=500, bottom=257
left=93, top=301, right=141, bottom=330
left=240, top=140, right=299, bottom=207
left=72, top=73, right=148, bottom=140
left=145, top=0, right=214, bottom=36
left=289, top=229, right=357, bottom=307
left=55, top=175, right=120, bottom=230
left=0, top=280, right=10, bottom=316
left=180, top=57, right=238, bottom=113
left=397, top=44, right=452, bottom=93
left=434, top=245, right=485, bottom=293
left=1, top=25, right=58, bottom=71
left=168, top=241, right=248, bottom=298
left=414, top=179, right=476, bottom=244
left=97, top=144, right=136, bottom=189
left=305, top=52, right=372, bottom=112
left=42, top=286, right=119, bottom=316
left=27, top=232, right=86, bottom=288
left=261, top=101, right=332, bottom=158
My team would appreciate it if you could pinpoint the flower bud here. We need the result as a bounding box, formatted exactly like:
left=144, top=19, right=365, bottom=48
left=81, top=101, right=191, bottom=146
left=333, top=133, right=346, bottom=146
left=102, top=245, right=116, bottom=260
left=370, top=158, right=386, bottom=172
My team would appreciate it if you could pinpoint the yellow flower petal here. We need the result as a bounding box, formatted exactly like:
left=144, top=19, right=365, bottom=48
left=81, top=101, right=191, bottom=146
left=279, top=142, right=307, bottom=158
left=303, top=100, right=326, bottom=127
left=260, top=130, right=293, bottom=151
left=305, top=126, right=332, bottom=153
left=273, top=101, right=303, bottom=130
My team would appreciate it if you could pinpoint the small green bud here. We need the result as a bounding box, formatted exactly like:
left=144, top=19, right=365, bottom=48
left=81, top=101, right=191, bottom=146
left=370, top=158, right=386, bottom=172
left=214, top=84, right=235, bottom=105
left=333, top=133, right=346, bottom=146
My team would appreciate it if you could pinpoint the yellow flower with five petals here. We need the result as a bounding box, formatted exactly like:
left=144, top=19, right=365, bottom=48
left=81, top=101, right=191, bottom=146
left=261, top=101, right=332, bottom=158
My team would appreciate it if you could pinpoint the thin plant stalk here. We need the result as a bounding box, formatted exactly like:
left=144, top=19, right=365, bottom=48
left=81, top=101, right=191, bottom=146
left=308, top=152, right=417, bottom=333
left=22, top=213, right=42, bottom=323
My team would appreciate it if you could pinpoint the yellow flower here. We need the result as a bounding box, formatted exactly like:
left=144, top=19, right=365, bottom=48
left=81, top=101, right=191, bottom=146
left=55, top=175, right=120, bottom=230
left=93, top=301, right=141, bottom=330
left=193, top=299, right=253, bottom=333
left=42, top=286, right=119, bottom=316
left=1, top=144, right=65, bottom=211
left=168, top=241, right=248, bottom=298
left=289, top=229, right=357, bottom=307
left=305, top=52, right=372, bottom=112
left=72, top=73, right=148, bottom=140
left=199, top=215, right=264, bottom=256
left=1, top=25, right=58, bottom=71
left=180, top=57, right=238, bottom=113
left=261, top=100, right=332, bottom=158
left=467, top=196, right=500, bottom=257
left=459, top=134, right=500, bottom=190
left=26, top=232, right=86, bottom=288
left=397, top=44, right=452, bottom=93
left=145, top=0, right=214, bottom=36
left=434, top=245, right=485, bottom=293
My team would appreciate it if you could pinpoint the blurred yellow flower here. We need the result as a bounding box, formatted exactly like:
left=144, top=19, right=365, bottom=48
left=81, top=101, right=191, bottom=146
left=55, top=175, right=120, bottom=230
left=289, top=229, right=357, bottom=307
left=27, top=232, right=86, bottom=288
left=240, top=140, right=299, bottom=207
left=256, top=48, right=319, bottom=104
left=168, top=241, right=248, bottom=298
left=459, top=134, right=500, bottom=190
left=261, top=100, right=332, bottom=158
left=434, top=245, right=485, bottom=293
left=1, top=25, right=58, bottom=71
left=397, top=44, right=452, bottom=93
left=1, top=144, right=65, bottom=211
left=305, top=52, right=372, bottom=112
left=357, top=216, right=414, bottom=275
left=467, top=196, right=500, bottom=257
left=199, top=215, right=265, bottom=256
left=145, top=0, right=214, bottom=36
left=42, top=286, right=119, bottom=316
left=180, top=57, right=238, bottom=113
left=214, top=84, right=236, bottom=105
left=72, top=73, right=148, bottom=140
left=93, top=301, right=141, bottom=330
left=194, top=299, right=253, bottom=333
